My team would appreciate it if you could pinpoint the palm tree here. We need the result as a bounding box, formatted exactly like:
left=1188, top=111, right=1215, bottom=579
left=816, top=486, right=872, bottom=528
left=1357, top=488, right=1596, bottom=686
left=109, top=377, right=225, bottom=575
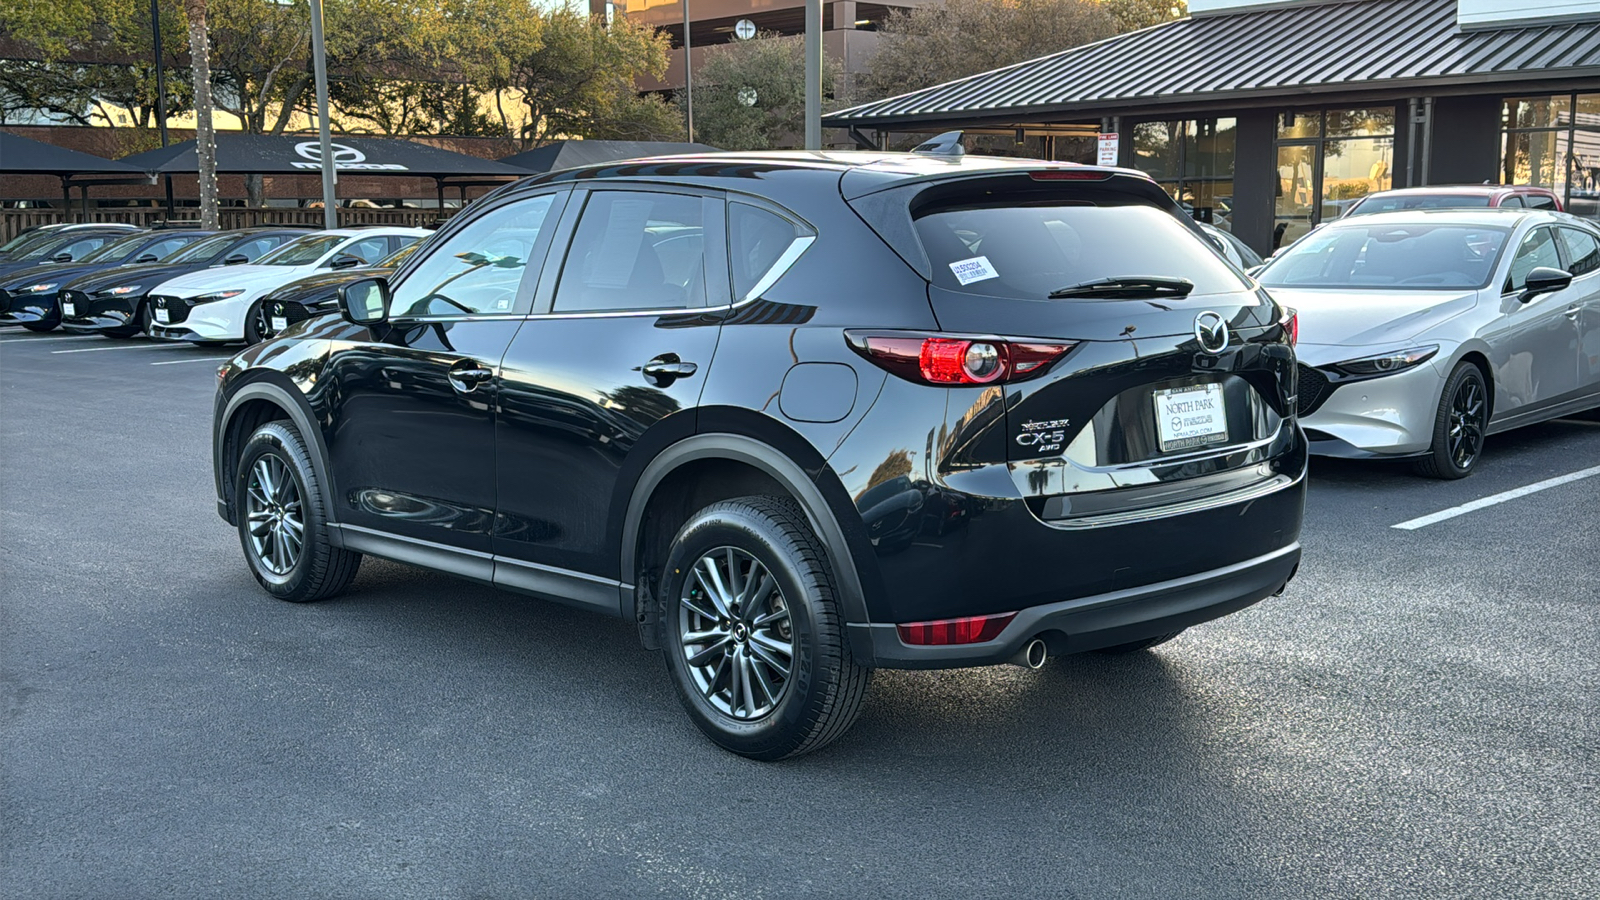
left=184, top=0, right=219, bottom=229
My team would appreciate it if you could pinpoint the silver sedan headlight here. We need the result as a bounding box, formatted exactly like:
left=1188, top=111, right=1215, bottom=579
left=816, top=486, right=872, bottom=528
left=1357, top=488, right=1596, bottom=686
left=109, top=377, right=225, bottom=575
left=1329, top=345, right=1439, bottom=379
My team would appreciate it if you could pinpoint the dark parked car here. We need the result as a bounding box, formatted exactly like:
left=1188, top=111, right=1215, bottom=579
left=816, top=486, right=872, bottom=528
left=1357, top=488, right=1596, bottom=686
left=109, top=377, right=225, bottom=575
left=254, top=242, right=423, bottom=341
left=0, top=222, right=139, bottom=262
left=0, top=229, right=213, bottom=332
left=59, top=228, right=308, bottom=338
left=212, top=151, right=1305, bottom=759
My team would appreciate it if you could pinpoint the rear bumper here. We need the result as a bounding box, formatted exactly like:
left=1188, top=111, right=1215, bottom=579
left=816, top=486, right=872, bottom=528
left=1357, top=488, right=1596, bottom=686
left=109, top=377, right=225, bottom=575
left=854, top=542, right=1300, bottom=669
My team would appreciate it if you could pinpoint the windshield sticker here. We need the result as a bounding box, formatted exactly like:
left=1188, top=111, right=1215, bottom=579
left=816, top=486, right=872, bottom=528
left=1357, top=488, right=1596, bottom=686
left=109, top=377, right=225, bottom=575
left=949, top=256, right=999, bottom=286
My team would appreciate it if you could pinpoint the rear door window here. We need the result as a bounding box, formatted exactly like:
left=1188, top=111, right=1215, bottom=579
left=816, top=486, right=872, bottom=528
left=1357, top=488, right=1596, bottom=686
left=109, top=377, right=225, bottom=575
left=553, top=190, right=709, bottom=312
left=914, top=204, right=1248, bottom=299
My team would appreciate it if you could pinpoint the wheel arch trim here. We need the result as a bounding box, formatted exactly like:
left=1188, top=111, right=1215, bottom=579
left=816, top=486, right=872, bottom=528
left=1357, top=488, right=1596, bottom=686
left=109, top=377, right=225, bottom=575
left=215, top=376, right=338, bottom=530
left=620, top=433, right=873, bottom=629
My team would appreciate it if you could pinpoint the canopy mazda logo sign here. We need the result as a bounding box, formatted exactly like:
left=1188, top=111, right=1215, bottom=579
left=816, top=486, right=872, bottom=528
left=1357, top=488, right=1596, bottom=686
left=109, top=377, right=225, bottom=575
left=292, top=140, right=407, bottom=171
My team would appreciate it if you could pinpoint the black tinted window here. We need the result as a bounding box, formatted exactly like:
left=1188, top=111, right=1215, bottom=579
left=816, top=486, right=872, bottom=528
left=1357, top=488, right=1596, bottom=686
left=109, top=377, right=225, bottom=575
left=1559, top=226, right=1600, bottom=277
left=729, top=202, right=801, bottom=299
left=554, top=191, right=707, bottom=312
left=914, top=204, right=1247, bottom=299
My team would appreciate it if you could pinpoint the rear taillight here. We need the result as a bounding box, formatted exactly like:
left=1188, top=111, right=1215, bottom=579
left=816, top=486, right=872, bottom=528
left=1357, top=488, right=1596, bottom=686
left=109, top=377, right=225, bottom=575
left=846, top=331, right=1076, bottom=386
left=897, top=612, right=1016, bottom=646
left=1280, top=308, right=1298, bottom=346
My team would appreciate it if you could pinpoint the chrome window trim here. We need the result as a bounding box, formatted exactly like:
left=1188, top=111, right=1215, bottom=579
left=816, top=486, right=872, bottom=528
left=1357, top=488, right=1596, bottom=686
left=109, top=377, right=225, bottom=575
left=738, top=234, right=816, bottom=304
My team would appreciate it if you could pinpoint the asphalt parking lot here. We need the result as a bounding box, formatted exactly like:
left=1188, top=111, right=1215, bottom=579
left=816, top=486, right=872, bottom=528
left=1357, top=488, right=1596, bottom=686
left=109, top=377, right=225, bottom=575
left=3, top=330, right=1597, bottom=899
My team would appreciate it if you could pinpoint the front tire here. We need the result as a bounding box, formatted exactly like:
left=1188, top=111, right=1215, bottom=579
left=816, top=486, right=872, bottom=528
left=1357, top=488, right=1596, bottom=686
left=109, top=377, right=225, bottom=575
left=235, top=421, right=361, bottom=602
left=1413, top=363, right=1488, bottom=479
left=659, top=496, right=870, bottom=760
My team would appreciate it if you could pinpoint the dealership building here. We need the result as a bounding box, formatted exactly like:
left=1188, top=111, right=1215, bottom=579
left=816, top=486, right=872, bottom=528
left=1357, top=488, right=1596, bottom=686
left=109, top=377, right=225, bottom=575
left=823, top=0, right=1600, bottom=254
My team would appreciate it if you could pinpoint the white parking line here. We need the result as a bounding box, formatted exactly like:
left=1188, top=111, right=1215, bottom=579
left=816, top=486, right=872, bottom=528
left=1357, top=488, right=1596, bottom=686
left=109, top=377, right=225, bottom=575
left=51, top=343, right=188, bottom=354
left=150, top=356, right=231, bottom=366
left=1392, top=465, right=1600, bottom=530
left=0, top=334, right=99, bottom=344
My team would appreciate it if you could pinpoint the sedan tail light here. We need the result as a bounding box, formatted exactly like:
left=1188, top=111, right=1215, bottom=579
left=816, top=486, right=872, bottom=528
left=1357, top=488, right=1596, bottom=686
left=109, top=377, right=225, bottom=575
left=846, top=331, right=1077, bottom=386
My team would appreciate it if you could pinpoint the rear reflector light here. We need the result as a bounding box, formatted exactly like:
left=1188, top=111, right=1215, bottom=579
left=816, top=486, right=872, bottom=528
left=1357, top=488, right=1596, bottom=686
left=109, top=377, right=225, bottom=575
left=1029, top=169, right=1113, bottom=181
left=897, top=612, right=1017, bottom=646
left=846, top=331, right=1076, bottom=385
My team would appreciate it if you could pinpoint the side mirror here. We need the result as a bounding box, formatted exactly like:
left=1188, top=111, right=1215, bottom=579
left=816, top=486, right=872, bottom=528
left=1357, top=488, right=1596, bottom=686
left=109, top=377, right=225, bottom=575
left=328, top=254, right=363, bottom=270
left=135, top=253, right=159, bottom=263
left=223, top=253, right=250, bottom=265
left=338, top=277, right=390, bottom=325
left=1519, top=266, right=1572, bottom=303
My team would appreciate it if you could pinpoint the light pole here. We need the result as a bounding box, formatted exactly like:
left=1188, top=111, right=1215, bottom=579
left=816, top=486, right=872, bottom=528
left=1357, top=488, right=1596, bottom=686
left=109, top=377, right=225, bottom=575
left=682, top=0, right=694, bottom=142
left=308, top=0, right=336, bottom=229
left=804, top=0, right=820, bottom=150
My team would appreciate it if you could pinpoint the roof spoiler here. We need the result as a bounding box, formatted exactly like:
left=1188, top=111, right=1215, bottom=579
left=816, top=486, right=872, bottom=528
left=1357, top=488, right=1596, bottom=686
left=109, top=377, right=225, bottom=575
left=912, top=131, right=964, bottom=157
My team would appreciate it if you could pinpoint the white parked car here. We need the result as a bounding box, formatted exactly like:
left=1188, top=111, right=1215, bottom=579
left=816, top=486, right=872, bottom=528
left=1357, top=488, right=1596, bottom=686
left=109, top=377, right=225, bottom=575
left=1256, top=208, right=1600, bottom=478
left=146, top=227, right=431, bottom=344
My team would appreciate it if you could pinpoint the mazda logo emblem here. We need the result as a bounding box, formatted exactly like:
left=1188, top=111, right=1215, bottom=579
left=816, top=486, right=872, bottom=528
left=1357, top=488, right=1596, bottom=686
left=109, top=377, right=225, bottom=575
left=1194, top=311, right=1229, bottom=354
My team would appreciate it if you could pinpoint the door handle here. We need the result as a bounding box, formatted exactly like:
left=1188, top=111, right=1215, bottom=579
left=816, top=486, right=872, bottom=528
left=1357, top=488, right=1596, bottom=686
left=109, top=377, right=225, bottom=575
left=447, top=360, right=493, bottom=393
left=640, top=354, right=698, bottom=384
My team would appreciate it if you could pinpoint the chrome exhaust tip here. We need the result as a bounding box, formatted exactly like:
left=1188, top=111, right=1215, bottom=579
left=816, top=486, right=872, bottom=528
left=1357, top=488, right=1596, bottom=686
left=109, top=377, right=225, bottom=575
left=1010, top=638, right=1048, bottom=670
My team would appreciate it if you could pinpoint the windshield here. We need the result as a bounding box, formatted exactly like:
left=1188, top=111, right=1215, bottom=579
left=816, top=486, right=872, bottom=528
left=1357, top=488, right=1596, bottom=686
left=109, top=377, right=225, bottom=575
left=915, top=203, right=1248, bottom=299
left=1348, top=194, right=1493, bottom=216
left=258, top=234, right=343, bottom=266
left=1257, top=223, right=1511, bottom=290
left=79, top=232, right=153, bottom=263
left=168, top=232, right=241, bottom=263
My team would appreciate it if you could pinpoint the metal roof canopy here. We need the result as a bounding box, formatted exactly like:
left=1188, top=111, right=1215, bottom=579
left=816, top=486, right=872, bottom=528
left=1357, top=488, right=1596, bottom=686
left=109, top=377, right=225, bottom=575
left=117, top=133, right=531, bottom=180
left=499, top=140, right=722, bottom=173
left=824, top=0, right=1600, bottom=131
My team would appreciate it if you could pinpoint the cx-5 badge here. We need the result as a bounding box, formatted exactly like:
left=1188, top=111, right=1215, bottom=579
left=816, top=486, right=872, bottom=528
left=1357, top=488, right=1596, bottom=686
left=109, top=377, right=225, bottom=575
left=1195, top=311, right=1229, bottom=354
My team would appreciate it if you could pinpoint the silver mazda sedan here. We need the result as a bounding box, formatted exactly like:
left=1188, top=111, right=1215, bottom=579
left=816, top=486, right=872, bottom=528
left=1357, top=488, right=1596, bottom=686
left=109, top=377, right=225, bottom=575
left=1257, top=208, right=1600, bottom=478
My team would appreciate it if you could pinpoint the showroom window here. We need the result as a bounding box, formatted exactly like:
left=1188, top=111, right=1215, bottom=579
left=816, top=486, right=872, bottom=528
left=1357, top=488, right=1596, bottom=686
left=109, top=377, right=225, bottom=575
left=1273, top=107, right=1396, bottom=248
left=1501, top=93, right=1600, bottom=218
left=1131, top=118, right=1237, bottom=231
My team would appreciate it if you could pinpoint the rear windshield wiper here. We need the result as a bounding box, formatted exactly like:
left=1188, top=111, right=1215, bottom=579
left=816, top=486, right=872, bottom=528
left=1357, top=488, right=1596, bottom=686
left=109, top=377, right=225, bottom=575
left=1047, top=276, right=1195, bottom=299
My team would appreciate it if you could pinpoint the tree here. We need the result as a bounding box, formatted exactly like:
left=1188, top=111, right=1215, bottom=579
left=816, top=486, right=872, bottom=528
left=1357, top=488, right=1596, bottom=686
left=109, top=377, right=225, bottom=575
left=1100, top=0, right=1187, bottom=31
left=498, top=8, right=681, bottom=148
left=184, top=0, right=219, bottom=229
left=858, top=0, right=1119, bottom=101
left=681, top=33, right=841, bottom=152
left=0, top=0, right=193, bottom=128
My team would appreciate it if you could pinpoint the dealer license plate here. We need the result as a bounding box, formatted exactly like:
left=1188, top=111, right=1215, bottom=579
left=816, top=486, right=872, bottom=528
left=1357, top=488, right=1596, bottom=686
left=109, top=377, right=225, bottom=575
left=1153, top=383, right=1228, bottom=452
left=61, top=301, right=76, bottom=316
left=271, top=316, right=287, bottom=333
left=154, top=308, right=170, bottom=324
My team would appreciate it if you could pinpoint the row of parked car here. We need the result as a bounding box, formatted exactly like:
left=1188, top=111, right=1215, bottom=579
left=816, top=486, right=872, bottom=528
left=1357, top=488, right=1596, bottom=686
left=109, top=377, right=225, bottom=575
left=0, top=222, right=430, bottom=344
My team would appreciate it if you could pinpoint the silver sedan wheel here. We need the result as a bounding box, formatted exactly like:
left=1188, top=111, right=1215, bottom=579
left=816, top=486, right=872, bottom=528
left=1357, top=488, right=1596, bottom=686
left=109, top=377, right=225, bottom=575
left=678, top=547, right=795, bottom=720
left=245, top=453, right=304, bottom=577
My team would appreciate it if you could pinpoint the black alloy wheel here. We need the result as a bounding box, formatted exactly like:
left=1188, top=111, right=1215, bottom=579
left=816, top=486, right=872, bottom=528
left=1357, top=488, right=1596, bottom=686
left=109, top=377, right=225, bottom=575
left=245, top=300, right=269, bottom=344
left=235, top=421, right=361, bottom=602
left=1414, top=363, right=1488, bottom=479
left=659, top=496, right=869, bottom=760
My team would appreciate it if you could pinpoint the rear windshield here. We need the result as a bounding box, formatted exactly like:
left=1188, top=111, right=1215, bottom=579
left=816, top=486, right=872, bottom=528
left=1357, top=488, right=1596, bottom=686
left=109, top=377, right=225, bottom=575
left=1257, top=223, right=1511, bottom=290
left=914, top=203, right=1248, bottom=299
left=1348, top=194, right=1492, bottom=215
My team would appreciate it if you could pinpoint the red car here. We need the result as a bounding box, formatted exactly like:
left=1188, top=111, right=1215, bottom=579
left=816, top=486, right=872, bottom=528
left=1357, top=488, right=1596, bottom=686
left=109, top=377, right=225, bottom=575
left=1342, top=184, right=1563, bottom=216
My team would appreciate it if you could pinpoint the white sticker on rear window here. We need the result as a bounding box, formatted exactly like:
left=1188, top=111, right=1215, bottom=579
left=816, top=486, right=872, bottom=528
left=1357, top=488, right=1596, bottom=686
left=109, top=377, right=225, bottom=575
left=948, top=256, right=999, bottom=286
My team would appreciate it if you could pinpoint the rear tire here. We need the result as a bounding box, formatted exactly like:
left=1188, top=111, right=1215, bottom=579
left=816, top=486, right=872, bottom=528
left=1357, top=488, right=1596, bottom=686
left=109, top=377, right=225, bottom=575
left=1413, top=363, right=1487, bottom=479
left=659, top=496, right=870, bottom=760
left=235, top=421, right=361, bottom=602
left=1093, top=631, right=1183, bottom=655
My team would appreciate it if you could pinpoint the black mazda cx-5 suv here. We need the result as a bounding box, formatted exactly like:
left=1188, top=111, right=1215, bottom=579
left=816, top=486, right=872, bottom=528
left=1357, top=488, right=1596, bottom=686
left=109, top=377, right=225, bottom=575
left=212, top=150, right=1306, bottom=759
